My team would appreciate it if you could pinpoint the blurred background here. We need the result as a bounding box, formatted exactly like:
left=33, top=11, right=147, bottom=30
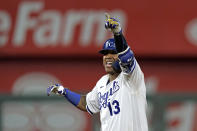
left=0, top=0, right=197, bottom=131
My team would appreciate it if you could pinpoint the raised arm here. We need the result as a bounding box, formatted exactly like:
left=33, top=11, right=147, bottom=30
left=114, top=34, right=128, bottom=53
left=105, top=13, right=135, bottom=74
left=47, top=84, right=87, bottom=112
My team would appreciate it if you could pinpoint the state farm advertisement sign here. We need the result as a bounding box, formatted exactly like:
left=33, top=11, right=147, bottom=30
left=1, top=0, right=197, bottom=57
left=0, top=0, right=126, bottom=57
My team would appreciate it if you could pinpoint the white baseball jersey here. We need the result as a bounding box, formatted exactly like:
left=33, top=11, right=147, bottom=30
left=86, top=53, right=148, bottom=131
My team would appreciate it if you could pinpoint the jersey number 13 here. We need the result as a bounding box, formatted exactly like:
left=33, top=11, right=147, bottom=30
left=108, top=100, right=120, bottom=116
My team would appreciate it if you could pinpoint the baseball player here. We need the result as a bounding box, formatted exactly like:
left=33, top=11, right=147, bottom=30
left=47, top=13, right=148, bottom=131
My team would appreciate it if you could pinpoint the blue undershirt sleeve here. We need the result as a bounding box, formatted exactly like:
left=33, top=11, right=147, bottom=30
left=64, top=89, right=81, bottom=106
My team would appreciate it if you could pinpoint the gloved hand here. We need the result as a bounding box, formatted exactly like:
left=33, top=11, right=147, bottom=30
left=105, top=13, right=122, bottom=35
left=47, top=84, right=66, bottom=96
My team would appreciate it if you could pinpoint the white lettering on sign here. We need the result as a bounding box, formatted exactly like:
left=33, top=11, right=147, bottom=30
left=62, top=10, right=126, bottom=47
left=34, top=11, right=62, bottom=47
left=0, top=11, right=11, bottom=47
left=13, top=2, right=44, bottom=46
left=0, top=1, right=127, bottom=48
left=62, top=10, right=84, bottom=46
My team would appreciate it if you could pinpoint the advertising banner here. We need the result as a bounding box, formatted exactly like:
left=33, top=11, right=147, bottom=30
left=1, top=0, right=197, bottom=57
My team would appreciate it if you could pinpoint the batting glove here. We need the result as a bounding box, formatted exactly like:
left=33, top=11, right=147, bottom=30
left=47, top=84, right=66, bottom=96
left=105, top=13, right=122, bottom=35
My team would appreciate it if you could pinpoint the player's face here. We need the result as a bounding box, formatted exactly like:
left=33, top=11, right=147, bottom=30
left=103, top=51, right=118, bottom=75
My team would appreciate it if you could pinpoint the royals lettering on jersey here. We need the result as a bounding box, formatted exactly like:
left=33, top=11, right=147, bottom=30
left=98, top=81, right=120, bottom=110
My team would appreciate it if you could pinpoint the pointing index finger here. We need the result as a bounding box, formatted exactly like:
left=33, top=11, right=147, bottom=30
left=105, top=13, right=110, bottom=20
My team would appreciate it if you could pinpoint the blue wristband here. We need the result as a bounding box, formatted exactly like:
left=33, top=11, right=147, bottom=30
left=64, top=89, right=80, bottom=106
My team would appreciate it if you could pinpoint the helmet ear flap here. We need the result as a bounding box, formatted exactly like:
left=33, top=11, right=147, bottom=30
left=112, top=60, right=121, bottom=73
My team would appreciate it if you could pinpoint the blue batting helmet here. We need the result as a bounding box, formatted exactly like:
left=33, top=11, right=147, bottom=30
left=99, top=38, right=117, bottom=55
